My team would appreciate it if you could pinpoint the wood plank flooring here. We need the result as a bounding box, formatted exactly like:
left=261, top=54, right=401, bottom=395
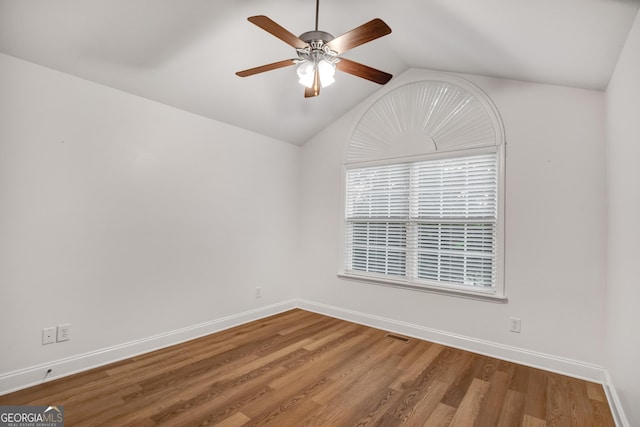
left=0, top=309, right=616, bottom=426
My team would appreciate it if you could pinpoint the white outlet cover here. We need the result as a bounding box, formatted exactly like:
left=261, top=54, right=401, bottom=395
left=509, top=317, right=521, bottom=333
left=56, top=323, right=70, bottom=342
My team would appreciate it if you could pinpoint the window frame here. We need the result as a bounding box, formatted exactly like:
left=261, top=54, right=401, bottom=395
left=339, top=145, right=506, bottom=301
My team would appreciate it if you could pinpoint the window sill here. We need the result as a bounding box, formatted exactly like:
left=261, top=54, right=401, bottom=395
left=337, top=272, right=508, bottom=303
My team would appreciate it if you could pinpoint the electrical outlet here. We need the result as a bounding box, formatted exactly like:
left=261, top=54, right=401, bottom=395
left=56, top=323, right=70, bottom=342
left=255, top=287, right=262, bottom=298
left=42, top=327, right=56, bottom=345
left=510, top=317, right=521, bottom=333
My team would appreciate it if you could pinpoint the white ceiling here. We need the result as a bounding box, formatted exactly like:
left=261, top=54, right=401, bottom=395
left=1, top=0, right=638, bottom=145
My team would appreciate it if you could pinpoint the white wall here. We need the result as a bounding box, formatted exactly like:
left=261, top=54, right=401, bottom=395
left=606, top=10, right=640, bottom=427
left=1, top=46, right=627, bottom=417
left=299, top=69, right=607, bottom=374
left=0, top=53, right=300, bottom=385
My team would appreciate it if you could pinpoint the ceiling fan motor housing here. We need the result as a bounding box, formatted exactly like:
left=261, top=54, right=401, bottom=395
left=299, top=30, right=334, bottom=45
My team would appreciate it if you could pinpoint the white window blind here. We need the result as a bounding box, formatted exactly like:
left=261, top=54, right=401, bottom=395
left=345, top=153, right=498, bottom=291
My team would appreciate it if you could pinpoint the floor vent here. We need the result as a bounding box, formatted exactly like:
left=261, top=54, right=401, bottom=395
left=385, top=333, right=411, bottom=343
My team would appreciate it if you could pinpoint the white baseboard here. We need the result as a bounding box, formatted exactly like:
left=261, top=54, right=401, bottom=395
left=298, top=300, right=635, bottom=426
left=0, top=300, right=297, bottom=396
left=602, top=370, right=630, bottom=427
left=1, top=298, right=628, bottom=427
left=296, top=299, right=607, bottom=383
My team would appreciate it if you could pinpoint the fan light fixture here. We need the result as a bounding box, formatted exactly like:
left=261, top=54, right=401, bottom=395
left=295, top=39, right=339, bottom=89
left=297, top=59, right=335, bottom=88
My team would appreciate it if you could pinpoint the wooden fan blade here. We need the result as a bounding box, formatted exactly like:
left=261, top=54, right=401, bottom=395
left=304, top=68, right=320, bottom=98
left=304, top=86, right=317, bottom=98
left=336, top=58, right=392, bottom=84
left=248, top=15, right=307, bottom=49
left=236, top=59, right=296, bottom=77
left=326, top=18, right=391, bottom=54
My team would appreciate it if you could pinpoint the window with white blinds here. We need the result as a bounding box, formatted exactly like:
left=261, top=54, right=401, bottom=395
left=344, top=152, right=499, bottom=293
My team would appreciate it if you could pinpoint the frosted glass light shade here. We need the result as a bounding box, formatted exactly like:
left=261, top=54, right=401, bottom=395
left=317, top=60, right=335, bottom=87
left=297, top=61, right=315, bottom=88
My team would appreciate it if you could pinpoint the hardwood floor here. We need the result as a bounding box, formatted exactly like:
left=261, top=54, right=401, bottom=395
left=0, top=309, right=615, bottom=426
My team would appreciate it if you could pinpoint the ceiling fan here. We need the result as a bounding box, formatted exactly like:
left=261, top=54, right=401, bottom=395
left=235, top=0, right=393, bottom=98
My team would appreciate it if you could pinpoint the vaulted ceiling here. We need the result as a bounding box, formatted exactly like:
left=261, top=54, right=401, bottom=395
left=1, top=0, right=638, bottom=145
